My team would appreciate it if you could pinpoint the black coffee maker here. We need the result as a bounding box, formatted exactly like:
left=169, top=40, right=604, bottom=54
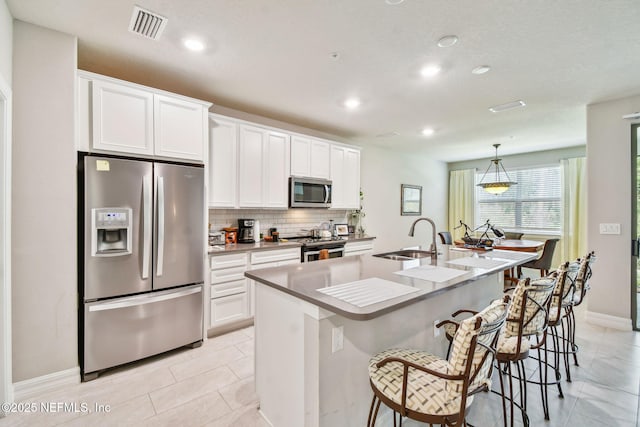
left=237, top=219, right=255, bottom=243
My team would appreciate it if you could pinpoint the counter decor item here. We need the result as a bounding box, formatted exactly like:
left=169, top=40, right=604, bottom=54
left=223, top=227, right=238, bottom=244
left=335, top=224, right=349, bottom=236
left=349, top=188, right=366, bottom=233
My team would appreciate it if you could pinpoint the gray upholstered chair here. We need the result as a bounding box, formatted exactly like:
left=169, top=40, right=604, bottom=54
left=504, top=232, right=524, bottom=240
left=517, top=238, right=560, bottom=278
left=438, top=231, right=453, bottom=245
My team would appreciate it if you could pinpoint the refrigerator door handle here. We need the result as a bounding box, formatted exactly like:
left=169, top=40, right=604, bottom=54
left=142, top=175, right=152, bottom=279
left=88, top=286, right=202, bottom=312
left=156, top=176, right=165, bottom=277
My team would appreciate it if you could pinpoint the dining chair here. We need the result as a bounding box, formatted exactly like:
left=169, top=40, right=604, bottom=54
left=517, top=238, right=560, bottom=278
left=504, top=232, right=524, bottom=240
left=367, top=298, right=508, bottom=427
left=438, top=231, right=453, bottom=245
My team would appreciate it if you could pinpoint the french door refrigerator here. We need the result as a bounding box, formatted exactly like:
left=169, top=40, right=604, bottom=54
left=79, top=154, right=204, bottom=381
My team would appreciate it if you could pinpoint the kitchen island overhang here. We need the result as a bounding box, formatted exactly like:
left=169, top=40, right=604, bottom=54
left=246, top=246, right=538, bottom=427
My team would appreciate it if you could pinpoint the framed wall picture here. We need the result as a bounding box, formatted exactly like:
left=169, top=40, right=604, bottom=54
left=401, top=184, right=422, bottom=216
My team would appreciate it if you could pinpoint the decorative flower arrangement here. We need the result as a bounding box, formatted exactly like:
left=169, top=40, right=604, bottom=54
left=349, top=189, right=366, bottom=234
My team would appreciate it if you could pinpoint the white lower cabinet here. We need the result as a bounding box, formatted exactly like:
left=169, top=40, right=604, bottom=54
left=344, top=240, right=375, bottom=257
left=209, top=247, right=301, bottom=330
left=209, top=252, right=249, bottom=329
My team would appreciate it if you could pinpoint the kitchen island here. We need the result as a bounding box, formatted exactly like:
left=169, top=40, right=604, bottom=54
left=245, top=246, right=537, bottom=427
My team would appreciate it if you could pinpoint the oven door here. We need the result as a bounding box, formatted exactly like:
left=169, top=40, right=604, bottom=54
left=304, top=246, right=344, bottom=262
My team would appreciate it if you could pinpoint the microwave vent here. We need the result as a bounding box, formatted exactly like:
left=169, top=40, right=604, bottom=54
left=128, top=5, right=167, bottom=40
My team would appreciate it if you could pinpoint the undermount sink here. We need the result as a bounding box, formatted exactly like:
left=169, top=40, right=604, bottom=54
left=373, top=249, right=434, bottom=260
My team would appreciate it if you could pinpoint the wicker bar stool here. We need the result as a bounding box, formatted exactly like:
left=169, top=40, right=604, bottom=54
left=367, top=298, right=508, bottom=427
left=495, top=276, right=556, bottom=427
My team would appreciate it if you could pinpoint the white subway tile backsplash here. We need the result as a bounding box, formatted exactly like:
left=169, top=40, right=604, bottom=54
left=208, top=209, right=349, bottom=237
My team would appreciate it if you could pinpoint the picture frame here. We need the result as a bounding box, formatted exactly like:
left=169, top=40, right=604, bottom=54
left=401, top=184, right=422, bottom=216
left=335, top=223, right=349, bottom=236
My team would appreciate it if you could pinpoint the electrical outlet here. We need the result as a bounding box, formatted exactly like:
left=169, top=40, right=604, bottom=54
left=433, top=320, right=441, bottom=337
left=332, top=326, right=344, bottom=353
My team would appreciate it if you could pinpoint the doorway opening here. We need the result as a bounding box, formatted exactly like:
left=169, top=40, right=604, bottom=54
left=632, top=124, right=640, bottom=331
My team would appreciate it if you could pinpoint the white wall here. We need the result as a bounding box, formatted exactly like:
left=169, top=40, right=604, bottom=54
left=360, top=145, right=448, bottom=253
left=586, top=95, right=640, bottom=328
left=12, top=21, right=77, bottom=381
left=0, top=0, right=11, bottom=86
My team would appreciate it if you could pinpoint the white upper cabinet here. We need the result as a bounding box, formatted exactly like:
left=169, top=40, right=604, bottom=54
left=263, top=130, right=290, bottom=208
left=154, top=94, right=208, bottom=161
left=209, top=116, right=238, bottom=208
left=331, top=145, right=361, bottom=209
left=238, top=125, right=265, bottom=208
left=237, top=125, right=290, bottom=208
left=91, top=79, right=154, bottom=156
left=78, top=71, right=211, bottom=162
left=290, top=135, right=330, bottom=179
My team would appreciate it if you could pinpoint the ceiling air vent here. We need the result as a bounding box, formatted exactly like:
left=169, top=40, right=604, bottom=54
left=128, top=5, right=167, bottom=40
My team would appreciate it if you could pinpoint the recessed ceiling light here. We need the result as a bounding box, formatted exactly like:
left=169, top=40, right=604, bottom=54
left=472, top=65, right=491, bottom=75
left=420, top=65, right=441, bottom=78
left=183, top=38, right=205, bottom=51
left=385, top=0, right=405, bottom=4
left=421, top=128, right=435, bottom=136
left=437, top=35, right=458, bottom=48
left=344, top=98, right=361, bottom=110
left=488, top=100, right=526, bottom=113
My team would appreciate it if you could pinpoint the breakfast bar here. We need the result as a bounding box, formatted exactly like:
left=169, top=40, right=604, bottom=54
left=245, top=246, right=537, bottom=427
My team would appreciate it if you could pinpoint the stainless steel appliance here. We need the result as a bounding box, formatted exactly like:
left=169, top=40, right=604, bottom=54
left=289, top=176, right=332, bottom=208
left=238, top=218, right=255, bottom=243
left=79, top=154, right=204, bottom=381
left=293, top=237, right=346, bottom=262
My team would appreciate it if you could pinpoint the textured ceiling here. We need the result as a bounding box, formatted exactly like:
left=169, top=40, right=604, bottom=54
left=7, top=0, right=640, bottom=161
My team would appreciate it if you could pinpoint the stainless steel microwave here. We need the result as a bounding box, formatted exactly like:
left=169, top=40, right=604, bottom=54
left=289, top=177, right=332, bottom=208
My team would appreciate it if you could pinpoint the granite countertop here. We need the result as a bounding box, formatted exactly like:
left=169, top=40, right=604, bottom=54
left=208, top=234, right=375, bottom=255
left=245, top=245, right=537, bottom=320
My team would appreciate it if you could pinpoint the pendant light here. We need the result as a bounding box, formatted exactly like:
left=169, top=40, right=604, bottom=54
left=477, top=144, right=516, bottom=195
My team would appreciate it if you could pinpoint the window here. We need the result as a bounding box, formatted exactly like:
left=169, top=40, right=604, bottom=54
left=475, top=165, right=561, bottom=233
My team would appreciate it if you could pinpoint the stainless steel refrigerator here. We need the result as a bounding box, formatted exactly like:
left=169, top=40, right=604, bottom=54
left=79, top=154, right=204, bottom=381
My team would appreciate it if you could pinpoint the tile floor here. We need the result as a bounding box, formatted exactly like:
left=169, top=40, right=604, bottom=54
left=0, top=302, right=638, bottom=426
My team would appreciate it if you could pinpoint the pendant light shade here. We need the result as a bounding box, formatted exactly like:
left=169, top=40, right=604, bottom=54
left=477, top=144, right=516, bottom=195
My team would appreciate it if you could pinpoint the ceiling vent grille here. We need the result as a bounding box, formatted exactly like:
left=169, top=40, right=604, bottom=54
left=128, top=5, right=167, bottom=40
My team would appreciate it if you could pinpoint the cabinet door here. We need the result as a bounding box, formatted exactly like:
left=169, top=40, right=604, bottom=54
left=310, top=139, right=331, bottom=179
left=344, top=148, right=361, bottom=209
left=263, top=131, right=290, bottom=208
left=154, top=94, right=206, bottom=161
left=210, top=293, right=249, bottom=328
left=238, top=125, right=265, bottom=207
left=209, top=118, right=238, bottom=208
left=290, top=135, right=311, bottom=177
left=330, top=145, right=346, bottom=208
left=92, top=79, right=154, bottom=155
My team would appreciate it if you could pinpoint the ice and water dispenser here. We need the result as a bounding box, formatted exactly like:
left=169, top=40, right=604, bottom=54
left=91, top=208, right=132, bottom=256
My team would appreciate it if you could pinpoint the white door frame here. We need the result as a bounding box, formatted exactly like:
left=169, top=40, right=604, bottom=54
left=0, top=73, right=13, bottom=414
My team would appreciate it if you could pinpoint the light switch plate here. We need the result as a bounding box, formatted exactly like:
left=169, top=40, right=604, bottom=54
left=599, top=223, right=621, bottom=235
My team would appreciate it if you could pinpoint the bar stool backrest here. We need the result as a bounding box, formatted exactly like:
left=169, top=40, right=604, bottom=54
left=446, top=298, right=508, bottom=398
left=573, top=251, right=595, bottom=306
left=505, top=277, right=556, bottom=338
left=548, top=262, right=570, bottom=323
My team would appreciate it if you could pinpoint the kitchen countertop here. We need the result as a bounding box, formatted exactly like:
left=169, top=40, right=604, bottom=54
left=245, top=245, right=536, bottom=320
left=208, top=234, right=375, bottom=255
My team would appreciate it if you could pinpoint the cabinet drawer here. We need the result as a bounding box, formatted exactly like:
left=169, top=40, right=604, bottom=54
left=345, top=241, right=374, bottom=256
left=210, top=293, right=249, bottom=328
left=210, top=252, right=248, bottom=270
left=211, top=279, right=247, bottom=298
left=210, top=266, right=247, bottom=284
left=251, top=248, right=300, bottom=265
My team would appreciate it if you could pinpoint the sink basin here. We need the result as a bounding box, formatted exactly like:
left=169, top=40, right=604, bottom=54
left=373, top=250, right=433, bottom=260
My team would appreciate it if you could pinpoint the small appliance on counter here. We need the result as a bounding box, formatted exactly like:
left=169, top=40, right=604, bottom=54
left=209, top=231, right=225, bottom=245
left=223, top=227, right=238, bottom=244
left=237, top=219, right=255, bottom=243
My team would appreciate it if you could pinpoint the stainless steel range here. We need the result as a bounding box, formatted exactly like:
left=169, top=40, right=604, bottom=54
left=290, top=237, right=346, bottom=262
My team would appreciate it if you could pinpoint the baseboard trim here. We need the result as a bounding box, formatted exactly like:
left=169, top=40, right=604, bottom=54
left=585, top=310, right=633, bottom=331
left=13, top=366, right=80, bottom=402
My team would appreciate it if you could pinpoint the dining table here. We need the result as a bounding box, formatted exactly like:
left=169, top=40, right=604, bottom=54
left=454, top=238, right=544, bottom=253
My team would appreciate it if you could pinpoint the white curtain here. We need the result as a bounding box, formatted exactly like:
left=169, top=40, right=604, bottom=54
left=561, top=157, right=587, bottom=261
left=448, top=169, right=475, bottom=240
